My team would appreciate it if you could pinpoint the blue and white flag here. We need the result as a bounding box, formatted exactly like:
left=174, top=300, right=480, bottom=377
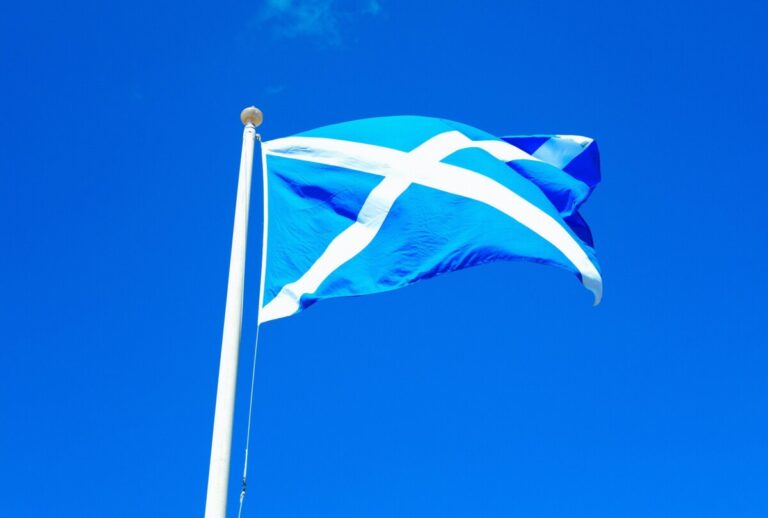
left=257, top=116, right=602, bottom=324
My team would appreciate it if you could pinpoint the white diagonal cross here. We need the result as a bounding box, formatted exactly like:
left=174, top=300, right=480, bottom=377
left=258, top=131, right=601, bottom=323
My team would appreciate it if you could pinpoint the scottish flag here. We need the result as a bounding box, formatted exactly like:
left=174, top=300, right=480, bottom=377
left=257, top=116, right=602, bottom=324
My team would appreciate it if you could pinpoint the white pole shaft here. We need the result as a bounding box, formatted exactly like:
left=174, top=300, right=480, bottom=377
left=205, top=121, right=257, bottom=518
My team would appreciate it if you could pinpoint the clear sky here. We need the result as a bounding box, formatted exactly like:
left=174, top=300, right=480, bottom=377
left=2, top=1, right=767, bottom=516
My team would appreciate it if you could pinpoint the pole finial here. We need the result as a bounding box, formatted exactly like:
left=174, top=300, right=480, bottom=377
left=240, top=106, right=263, bottom=127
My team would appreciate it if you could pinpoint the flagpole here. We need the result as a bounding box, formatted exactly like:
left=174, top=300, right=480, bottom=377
left=205, top=106, right=263, bottom=518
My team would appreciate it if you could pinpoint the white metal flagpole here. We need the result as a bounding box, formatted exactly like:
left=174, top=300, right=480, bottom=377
left=205, top=106, right=263, bottom=518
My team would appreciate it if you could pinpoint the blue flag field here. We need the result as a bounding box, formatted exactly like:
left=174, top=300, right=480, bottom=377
left=258, top=116, right=603, bottom=323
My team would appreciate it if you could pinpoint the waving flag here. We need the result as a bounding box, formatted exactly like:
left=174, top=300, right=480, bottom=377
left=257, top=116, right=602, bottom=324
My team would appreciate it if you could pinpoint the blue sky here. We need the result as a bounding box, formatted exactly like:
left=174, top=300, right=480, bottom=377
left=2, top=1, right=767, bottom=516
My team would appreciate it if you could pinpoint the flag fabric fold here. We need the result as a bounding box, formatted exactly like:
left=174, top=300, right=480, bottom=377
left=257, top=116, right=602, bottom=324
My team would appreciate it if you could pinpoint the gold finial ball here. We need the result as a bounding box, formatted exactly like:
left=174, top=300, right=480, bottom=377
left=240, top=106, right=263, bottom=127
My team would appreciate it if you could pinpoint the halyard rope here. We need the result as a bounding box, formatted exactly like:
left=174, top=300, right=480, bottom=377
left=237, top=323, right=261, bottom=518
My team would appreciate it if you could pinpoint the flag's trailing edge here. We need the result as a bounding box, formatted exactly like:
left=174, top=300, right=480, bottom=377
left=257, top=116, right=602, bottom=324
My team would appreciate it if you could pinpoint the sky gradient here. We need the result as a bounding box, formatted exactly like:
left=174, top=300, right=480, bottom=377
left=2, top=1, right=767, bottom=516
